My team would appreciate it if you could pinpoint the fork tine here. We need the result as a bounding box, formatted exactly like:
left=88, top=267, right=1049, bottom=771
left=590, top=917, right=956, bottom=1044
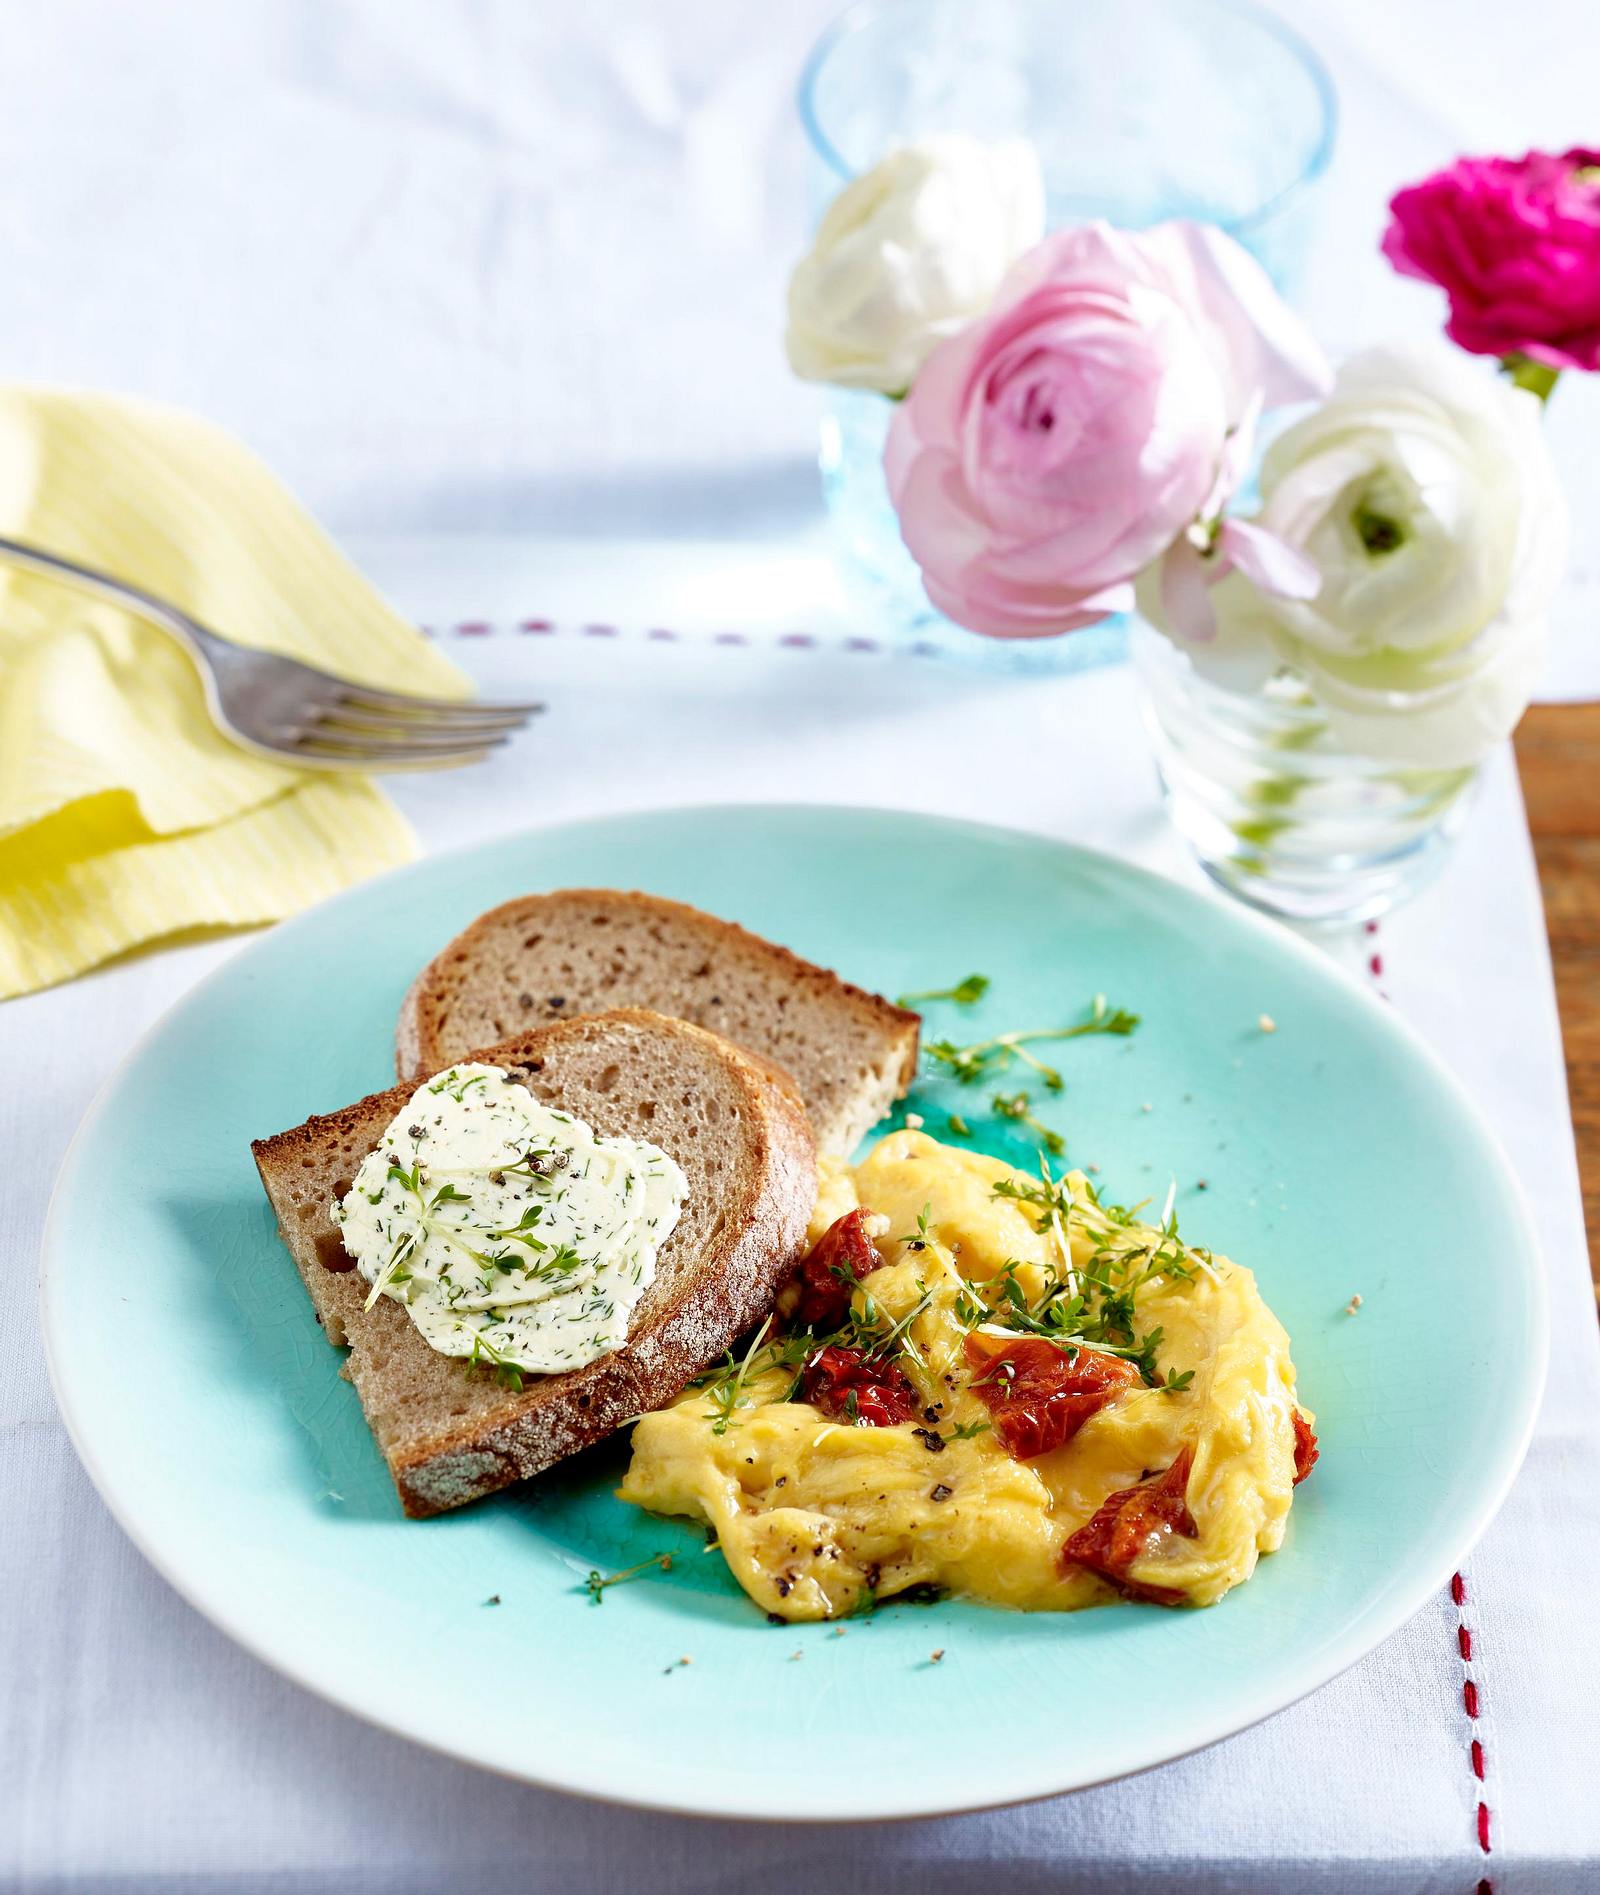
left=285, top=747, right=502, bottom=774
left=284, top=730, right=512, bottom=766
left=337, top=686, right=543, bottom=719
left=316, top=702, right=532, bottom=738
left=296, top=727, right=516, bottom=754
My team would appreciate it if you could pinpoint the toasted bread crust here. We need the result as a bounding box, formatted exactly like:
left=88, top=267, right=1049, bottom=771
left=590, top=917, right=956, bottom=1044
left=252, top=1009, right=816, bottom=1517
left=395, top=889, right=919, bottom=1155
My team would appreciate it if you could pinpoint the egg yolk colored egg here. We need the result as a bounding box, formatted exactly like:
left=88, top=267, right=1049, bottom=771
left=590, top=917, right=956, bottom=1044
left=618, top=1131, right=1311, bottom=1622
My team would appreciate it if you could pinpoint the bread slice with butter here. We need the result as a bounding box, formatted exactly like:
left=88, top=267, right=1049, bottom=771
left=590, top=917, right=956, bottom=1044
left=252, top=1008, right=816, bottom=1517
left=396, top=889, right=919, bottom=1156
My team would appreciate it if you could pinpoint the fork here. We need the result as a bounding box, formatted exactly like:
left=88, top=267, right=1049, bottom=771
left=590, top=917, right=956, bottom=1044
left=0, top=533, right=540, bottom=771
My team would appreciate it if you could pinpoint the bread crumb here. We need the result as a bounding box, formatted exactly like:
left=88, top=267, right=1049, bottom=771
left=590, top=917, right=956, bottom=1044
left=1344, top=1292, right=1363, bottom=1315
left=929, top=1649, right=945, bottom=1664
left=789, top=1650, right=803, bottom=1661
left=904, top=1112, right=924, bottom=1130
left=1259, top=1013, right=1277, bottom=1033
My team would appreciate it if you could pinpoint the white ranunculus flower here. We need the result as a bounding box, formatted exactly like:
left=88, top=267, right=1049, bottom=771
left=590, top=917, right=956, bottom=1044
left=785, top=136, right=1047, bottom=395
left=1142, top=343, right=1569, bottom=768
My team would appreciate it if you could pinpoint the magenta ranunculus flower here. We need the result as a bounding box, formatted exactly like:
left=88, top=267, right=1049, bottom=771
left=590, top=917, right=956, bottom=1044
left=1383, top=150, right=1600, bottom=371
left=883, top=221, right=1328, bottom=639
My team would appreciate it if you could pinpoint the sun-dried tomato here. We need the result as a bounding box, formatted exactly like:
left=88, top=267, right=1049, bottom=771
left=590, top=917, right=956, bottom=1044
left=1060, top=1447, right=1198, bottom=1605
left=801, top=1344, right=918, bottom=1427
left=795, top=1208, right=881, bottom=1331
left=1291, top=1410, right=1319, bottom=1485
left=962, top=1332, right=1142, bottom=1460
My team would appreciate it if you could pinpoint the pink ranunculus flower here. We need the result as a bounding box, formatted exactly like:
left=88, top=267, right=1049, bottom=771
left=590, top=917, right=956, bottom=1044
left=883, top=221, right=1329, bottom=639
left=1383, top=150, right=1600, bottom=371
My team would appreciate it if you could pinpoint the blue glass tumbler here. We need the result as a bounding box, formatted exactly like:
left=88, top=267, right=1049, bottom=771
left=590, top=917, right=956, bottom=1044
left=798, top=0, right=1337, bottom=671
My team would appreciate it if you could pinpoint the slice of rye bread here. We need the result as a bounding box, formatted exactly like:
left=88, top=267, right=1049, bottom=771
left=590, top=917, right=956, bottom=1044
left=251, top=1008, right=816, bottom=1518
left=395, top=889, right=920, bottom=1156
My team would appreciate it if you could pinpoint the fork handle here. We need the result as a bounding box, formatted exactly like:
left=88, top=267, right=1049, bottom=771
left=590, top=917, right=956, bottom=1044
left=0, top=533, right=224, bottom=664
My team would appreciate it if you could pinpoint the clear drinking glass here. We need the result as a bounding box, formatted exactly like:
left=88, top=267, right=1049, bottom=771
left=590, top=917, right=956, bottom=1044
left=798, top=0, right=1337, bottom=673
left=1132, top=621, right=1479, bottom=925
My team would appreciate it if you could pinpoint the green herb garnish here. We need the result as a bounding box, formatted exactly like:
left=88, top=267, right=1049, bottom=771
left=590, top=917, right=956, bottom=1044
left=897, top=973, right=990, bottom=1008
left=583, top=1552, right=675, bottom=1604
left=923, top=993, right=1138, bottom=1090
left=428, top=1070, right=490, bottom=1102
left=467, top=1327, right=526, bottom=1391
left=976, top=1175, right=1196, bottom=1390
left=362, top=1235, right=418, bottom=1311
left=490, top=1203, right=546, bottom=1243
left=701, top=1315, right=778, bottom=1435
left=896, top=1204, right=935, bottom=1252
left=991, top=1090, right=1064, bottom=1155
left=529, top=1242, right=585, bottom=1281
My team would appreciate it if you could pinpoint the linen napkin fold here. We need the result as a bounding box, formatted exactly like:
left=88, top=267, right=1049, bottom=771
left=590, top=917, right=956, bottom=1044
left=0, top=387, right=470, bottom=999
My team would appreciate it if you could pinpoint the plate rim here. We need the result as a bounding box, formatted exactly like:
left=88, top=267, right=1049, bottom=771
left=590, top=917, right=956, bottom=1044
left=39, top=800, right=1550, bottom=1820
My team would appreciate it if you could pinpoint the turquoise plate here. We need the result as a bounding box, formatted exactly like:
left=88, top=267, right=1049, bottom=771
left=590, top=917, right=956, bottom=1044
left=42, top=807, right=1545, bottom=1819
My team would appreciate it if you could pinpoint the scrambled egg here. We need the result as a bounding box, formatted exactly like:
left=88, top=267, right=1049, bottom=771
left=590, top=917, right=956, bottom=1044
left=618, top=1131, right=1308, bottom=1621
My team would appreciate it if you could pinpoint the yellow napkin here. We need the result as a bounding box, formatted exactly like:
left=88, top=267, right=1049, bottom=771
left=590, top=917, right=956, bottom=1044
left=0, top=388, right=471, bottom=999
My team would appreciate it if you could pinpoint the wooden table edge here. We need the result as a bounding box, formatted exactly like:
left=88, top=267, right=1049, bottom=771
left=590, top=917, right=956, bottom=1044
left=1513, top=701, right=1600, bottom=1304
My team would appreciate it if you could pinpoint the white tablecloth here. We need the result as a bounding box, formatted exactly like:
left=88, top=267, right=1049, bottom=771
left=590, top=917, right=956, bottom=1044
left=4, top=538, right=1600, bottom=1891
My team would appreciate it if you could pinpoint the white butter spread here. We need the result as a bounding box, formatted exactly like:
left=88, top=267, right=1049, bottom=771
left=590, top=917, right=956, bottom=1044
left=332, top=1063, right=687, bottom=1377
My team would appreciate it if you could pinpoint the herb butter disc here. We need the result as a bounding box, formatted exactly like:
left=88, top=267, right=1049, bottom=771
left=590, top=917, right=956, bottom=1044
left=333, top=1062, right=687, bottom=1378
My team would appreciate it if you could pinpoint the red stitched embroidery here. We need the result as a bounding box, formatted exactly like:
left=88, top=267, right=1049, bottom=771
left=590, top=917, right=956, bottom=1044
left=1364, top=919, right=1392, bottom=1003
left=434, top=617, right=895, bottom=656
left=1456, top=1571, right=1493, bottom=1874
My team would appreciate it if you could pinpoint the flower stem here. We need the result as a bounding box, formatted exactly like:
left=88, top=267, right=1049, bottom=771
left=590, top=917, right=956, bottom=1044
left=1502, top=352, right=1560, bottom=404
